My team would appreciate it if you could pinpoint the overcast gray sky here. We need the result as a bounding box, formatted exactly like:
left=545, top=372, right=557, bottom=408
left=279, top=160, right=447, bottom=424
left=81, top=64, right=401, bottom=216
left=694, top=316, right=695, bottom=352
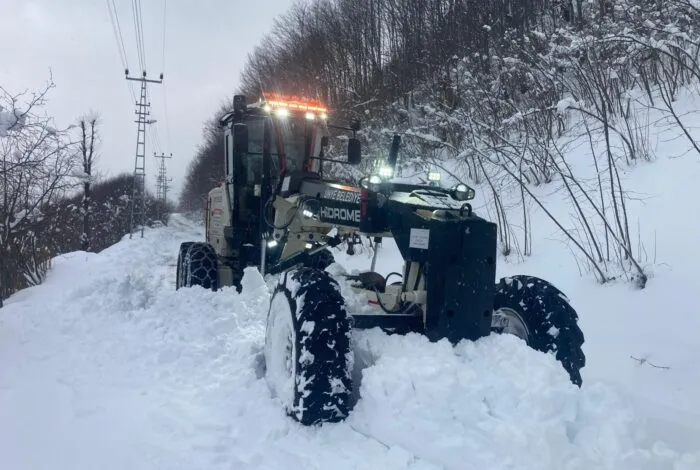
left=0, top=0, right=293, bottom=200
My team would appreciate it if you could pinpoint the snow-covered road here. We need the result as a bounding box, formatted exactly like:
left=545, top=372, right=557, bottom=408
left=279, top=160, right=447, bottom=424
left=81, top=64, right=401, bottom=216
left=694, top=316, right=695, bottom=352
left=0, top=214, right=697, bottom=469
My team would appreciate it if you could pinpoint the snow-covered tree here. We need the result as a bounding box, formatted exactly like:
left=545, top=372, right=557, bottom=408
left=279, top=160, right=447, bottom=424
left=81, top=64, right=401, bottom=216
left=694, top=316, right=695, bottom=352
left=0, top=78, right=78, bottom=303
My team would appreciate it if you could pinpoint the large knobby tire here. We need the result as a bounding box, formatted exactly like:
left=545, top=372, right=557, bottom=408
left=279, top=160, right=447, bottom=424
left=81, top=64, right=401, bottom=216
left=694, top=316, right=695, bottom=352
left=264, top=267, right=353, bottom=426
left=492, top=275, right=585, bottom=387
left=175, top=242, right=194, bottom=290
left=181, top=242, right=218, bottom=291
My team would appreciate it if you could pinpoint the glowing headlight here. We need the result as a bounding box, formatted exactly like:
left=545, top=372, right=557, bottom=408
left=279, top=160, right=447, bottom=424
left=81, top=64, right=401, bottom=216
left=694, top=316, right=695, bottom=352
left=367, top=174, right=382, bottom=192
left=378, top=165, right=393, bottom=178
left=267, top=240, right=278, bottom=248
left=320, top=112, right=328, bottom=120
left=276, top=108, right=289, bottom=118
left=305, top=243, right=313, bottom=249
left=302, top=209, right=314, bottom=218
left=452, top=183, right=475, bottom=201
left=263, top=104, right=272, bottom=113
left=305, top=112, right=315, bottom=121
left=428, top=171, right=441, bottom=182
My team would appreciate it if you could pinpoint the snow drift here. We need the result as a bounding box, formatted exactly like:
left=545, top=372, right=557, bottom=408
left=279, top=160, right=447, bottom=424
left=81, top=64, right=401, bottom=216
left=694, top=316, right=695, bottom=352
left=0, top=214, right=697, bottom=470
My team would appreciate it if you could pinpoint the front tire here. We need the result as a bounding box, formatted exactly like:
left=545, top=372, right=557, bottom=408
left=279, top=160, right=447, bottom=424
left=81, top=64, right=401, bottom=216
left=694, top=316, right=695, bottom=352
left=264, top=267, right=353, bottom=425
left=492, top=275, right=585, bottom=386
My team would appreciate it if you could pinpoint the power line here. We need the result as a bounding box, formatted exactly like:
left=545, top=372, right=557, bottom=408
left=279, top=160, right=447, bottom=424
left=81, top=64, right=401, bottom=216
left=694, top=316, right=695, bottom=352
left=160, top=0, right=172, bottom=151
left=161, top=0, right=167, bottom=72
left=131, top=0, right=146, bottom=72
left=105, top=0, right=136, bottom=103
left=149, top=124, right=163, bottom=156
left=106, top=0, right=127, bottom=68
left=161, top=85, right=172, bottom=150
left=137, top=0, right=147, bottom=68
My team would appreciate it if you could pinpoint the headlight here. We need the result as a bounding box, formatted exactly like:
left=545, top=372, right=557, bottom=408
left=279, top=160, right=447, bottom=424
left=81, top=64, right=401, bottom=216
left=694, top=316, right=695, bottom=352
left=428, top=171, right=441, bottom=182
left=276, top=108, right=289, bottom=118
left=378, top=165, right=393, bottom=178
left=368, top=175, right=382, bottom=192
left=305, top=112, right=315, bottom=121
left=452, top=183, right=475, bottom=201
left=267, top=240, right=278, bottom=248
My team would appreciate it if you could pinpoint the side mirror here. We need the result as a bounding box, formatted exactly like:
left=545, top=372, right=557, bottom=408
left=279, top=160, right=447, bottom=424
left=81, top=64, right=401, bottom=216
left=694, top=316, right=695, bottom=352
left=321, top=136, right=329, bottom=147
left=233, top=123, right=248, bottom=153
left=388, top=134, right=401, bottom=167
left=233, top=94, right=247, bottom=113
left=347, top=138, right=361, bottom=165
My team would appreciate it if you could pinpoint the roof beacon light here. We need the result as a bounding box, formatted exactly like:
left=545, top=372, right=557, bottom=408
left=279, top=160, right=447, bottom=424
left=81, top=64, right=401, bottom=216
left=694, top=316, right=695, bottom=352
left=261, top=92, right=329, bottom=115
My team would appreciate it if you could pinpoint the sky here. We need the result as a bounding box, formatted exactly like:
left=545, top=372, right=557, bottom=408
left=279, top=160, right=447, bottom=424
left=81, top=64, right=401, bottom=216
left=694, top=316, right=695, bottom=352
left=0, top=0, right=294, bottom=201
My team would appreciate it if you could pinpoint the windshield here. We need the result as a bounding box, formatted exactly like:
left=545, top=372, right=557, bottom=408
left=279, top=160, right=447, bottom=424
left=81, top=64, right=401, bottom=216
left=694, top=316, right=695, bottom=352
left=244, top=115, right=322, bottom=183
left=275, top=117, right=308, bottom=173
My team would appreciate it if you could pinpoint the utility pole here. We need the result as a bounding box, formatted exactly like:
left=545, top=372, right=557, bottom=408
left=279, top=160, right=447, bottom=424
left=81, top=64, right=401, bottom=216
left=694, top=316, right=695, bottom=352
left=154, top=152, right=172, bottom=224
left=126, top=69, right=162, bottom=238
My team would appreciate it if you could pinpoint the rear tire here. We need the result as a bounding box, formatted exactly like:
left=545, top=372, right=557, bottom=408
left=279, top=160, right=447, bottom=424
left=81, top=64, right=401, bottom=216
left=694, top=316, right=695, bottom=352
left=264, top=267, right=353, bottom=425
left=180, top=242, right=218, bottom=291
left=492, top=275, right=585, bottom=386
left=175, top=242, right=194, bottom=290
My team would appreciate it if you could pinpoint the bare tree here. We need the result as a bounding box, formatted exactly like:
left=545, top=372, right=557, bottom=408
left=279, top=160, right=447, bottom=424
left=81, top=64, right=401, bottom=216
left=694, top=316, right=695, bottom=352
left=78, top=115, right=99, bottom=251
left=0, top=78, right=78, bottom=304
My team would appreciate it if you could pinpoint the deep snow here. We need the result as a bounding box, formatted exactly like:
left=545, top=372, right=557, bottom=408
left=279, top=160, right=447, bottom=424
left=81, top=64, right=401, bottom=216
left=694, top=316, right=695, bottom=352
left=4, top=84, right=700, bottom=468
left=0, top=212, right=698, bottom=470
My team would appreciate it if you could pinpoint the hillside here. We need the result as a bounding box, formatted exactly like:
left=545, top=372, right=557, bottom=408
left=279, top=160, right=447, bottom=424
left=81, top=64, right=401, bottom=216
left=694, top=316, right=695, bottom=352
left=2, top=94, right=700, bottom=468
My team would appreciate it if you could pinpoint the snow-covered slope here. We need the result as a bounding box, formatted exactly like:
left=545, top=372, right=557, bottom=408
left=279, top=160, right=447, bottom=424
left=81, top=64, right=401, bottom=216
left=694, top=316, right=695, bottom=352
left=0, top=211, right=698, bottom=469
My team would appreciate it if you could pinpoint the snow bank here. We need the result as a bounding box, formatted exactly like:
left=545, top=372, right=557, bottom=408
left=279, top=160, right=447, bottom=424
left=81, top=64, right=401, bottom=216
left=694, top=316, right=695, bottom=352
left=0, top=105, right=26, bottom=136
left=0, top=214, right=697, bottom=469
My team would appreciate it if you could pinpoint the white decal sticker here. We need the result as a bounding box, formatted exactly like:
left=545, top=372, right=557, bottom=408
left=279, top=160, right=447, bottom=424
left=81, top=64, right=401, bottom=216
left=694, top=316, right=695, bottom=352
left=409, top=228, right=430, bottom=250
left=320, top=207, right=360, bottom=223
left=281, top=176, right=291, bottom=192
left=323, top=188, right=361, bottom=203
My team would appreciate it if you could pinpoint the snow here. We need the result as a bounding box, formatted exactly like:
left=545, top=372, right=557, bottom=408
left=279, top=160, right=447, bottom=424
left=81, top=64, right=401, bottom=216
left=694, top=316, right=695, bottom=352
left=0, top=211, right=698, bottom=469
left=0, top=106, right=26, bottom=136
left=555, top=96, right=579, bottom=115
left=4, top=93, right=700, bottom=468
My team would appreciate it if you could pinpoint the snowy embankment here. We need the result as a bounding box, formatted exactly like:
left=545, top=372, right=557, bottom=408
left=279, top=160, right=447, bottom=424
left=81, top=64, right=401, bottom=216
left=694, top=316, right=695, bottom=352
left=0, top=211, right=698, bottom=470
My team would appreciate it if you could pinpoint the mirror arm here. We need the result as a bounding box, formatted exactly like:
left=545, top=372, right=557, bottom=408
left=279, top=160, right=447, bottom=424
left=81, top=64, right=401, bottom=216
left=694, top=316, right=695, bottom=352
left=307, top=156, right=357, bottom=165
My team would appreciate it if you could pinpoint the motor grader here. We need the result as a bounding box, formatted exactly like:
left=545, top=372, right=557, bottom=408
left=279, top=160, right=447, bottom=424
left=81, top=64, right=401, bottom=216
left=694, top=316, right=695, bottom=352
left=176, top=93, right=585, bottom=426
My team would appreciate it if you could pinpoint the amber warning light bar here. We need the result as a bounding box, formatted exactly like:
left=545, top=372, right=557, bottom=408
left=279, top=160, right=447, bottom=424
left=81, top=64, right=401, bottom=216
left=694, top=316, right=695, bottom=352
left=260, top=92, right=329, bottom=119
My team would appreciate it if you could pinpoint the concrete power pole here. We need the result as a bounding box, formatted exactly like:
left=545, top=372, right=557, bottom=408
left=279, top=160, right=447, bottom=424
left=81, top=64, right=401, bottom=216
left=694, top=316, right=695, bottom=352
left=126, top=70, right=162, bottom=238
left=154, top=152, right=172, bottom=224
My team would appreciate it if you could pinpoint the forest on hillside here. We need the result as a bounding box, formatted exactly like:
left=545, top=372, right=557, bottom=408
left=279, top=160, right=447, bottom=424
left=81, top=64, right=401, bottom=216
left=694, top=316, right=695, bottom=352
left=180, top=0, right=700, bottom=287
left=0, top=80, right=170, bottom=305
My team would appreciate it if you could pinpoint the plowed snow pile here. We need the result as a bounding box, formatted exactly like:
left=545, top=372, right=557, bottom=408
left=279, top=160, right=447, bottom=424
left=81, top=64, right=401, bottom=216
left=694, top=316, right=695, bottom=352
left=0, top=214, right=697, bottom=469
